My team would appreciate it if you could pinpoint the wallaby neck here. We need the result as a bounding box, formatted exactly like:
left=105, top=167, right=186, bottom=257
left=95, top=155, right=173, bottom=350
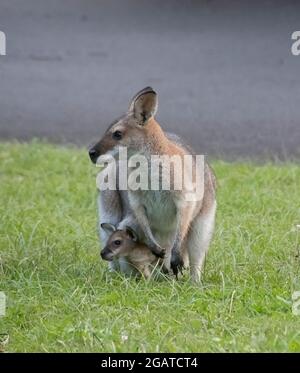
left=143, top=118, right=184, bottom=157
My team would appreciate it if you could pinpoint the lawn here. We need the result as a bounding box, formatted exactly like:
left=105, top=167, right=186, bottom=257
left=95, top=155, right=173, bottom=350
left=0, top=140, right=299, bottom=352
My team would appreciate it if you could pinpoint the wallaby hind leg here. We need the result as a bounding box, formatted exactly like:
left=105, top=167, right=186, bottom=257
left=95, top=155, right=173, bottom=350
left=186, top=200, right=216, bottom=283
left=141, top=266, right=151, bottom=279
left=132, top=262, right=151, bottom=279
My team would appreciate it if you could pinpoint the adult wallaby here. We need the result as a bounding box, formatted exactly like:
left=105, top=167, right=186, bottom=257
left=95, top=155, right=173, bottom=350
left=89, top=87, right=216, bottom=282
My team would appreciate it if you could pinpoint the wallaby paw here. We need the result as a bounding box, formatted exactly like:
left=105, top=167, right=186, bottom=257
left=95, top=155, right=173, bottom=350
left=170, top=252, right=184, bottom=279
left=151, top=245, right=166, bottom=259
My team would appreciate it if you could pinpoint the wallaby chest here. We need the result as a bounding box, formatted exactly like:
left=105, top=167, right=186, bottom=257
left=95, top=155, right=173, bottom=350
left=139, top=190, right=177, bottom=233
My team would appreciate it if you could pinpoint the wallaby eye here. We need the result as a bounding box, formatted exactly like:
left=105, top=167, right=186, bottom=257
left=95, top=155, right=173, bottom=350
left=114, top=240, right=121, bottom=246
left=112, top=130, right=122, bottom=140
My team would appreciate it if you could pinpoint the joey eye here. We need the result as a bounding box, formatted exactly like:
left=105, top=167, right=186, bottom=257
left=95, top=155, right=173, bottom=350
left=112, top=130, right=122, bottom=140
left=114, top=240, right=121, bottom=246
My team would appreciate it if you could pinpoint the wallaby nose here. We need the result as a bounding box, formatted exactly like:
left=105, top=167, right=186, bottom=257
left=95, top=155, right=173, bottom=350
left=89, top=148, right=98, bottom=163
left=100, top=249, right=113, bottom=261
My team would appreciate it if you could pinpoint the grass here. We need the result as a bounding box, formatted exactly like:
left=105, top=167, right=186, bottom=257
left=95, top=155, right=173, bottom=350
left=0, top=140, right=300, bottom=352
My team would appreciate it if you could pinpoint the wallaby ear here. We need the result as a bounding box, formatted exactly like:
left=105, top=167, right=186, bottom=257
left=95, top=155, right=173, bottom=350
left=125, top=226, right=138, bottom=242
left=129, top=87, right=158, bottom=125
left=100, top=223, right=116, bottom=235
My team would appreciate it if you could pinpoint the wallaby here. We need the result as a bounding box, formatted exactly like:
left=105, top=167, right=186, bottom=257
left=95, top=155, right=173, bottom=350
left=89, top=87, right=216, bottom=282
left=100, top=223, right=164, bottom=279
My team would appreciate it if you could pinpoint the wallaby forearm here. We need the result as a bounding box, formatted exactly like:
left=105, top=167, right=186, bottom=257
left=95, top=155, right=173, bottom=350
left=128, top=194, right=165, bottom=257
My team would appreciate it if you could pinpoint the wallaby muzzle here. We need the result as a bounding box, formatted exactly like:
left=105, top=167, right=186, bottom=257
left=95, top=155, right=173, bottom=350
left=89, top=145, right=103, bottom=164
left=100, top=248, right=114, bottom=261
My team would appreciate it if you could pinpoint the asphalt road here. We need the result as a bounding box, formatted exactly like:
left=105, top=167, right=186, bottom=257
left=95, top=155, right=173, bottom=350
left=0, top=0, right=300, bottom=159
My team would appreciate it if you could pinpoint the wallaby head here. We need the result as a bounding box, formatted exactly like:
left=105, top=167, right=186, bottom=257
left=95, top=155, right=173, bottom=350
left=100, top=223, right=138, bottom=261
left=89, top=87, right=160, bottom=163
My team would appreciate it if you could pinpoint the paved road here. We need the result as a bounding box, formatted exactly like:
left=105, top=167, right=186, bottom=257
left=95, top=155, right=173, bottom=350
left=0, top=0, right=300, bottom=159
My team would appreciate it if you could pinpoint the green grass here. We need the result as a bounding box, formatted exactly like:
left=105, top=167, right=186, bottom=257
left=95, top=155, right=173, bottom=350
left=0, top=140, right=300, bottom=352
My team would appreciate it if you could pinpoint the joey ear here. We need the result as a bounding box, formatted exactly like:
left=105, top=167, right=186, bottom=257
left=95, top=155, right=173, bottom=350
left=100, top=223, right=116, bottom=235
left=125, top=226, right=138, bottom=242
left=129, top=87, right=158, bottom=124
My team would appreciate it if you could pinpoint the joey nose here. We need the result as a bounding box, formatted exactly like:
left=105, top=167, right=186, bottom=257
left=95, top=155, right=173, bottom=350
left=89, top=148, right=98, bottom=163
left=100, top=249, right=113, bottom=261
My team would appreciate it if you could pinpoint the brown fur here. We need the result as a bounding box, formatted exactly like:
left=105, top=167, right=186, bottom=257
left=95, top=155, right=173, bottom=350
left=101, top=229, right=161, bottom=279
